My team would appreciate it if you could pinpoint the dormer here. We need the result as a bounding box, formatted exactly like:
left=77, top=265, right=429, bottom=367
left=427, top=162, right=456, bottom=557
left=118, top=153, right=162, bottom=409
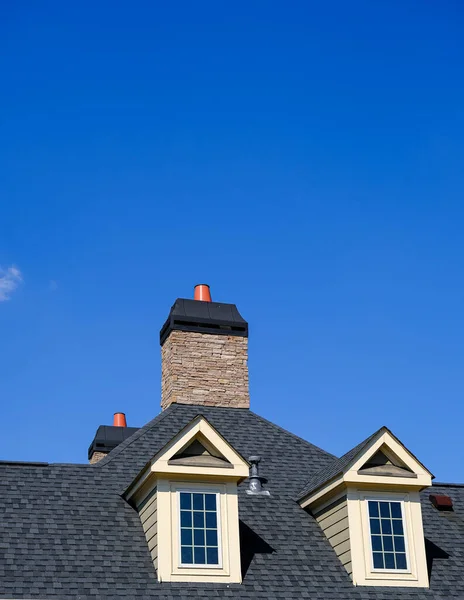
left=124, top=415, right=249, bottom=584
left=298, top=427, right=433, bottom=588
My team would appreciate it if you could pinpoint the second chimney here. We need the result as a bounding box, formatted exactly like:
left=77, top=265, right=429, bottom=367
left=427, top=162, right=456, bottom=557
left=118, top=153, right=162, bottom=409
left=159, top=285, right=250, bottom=410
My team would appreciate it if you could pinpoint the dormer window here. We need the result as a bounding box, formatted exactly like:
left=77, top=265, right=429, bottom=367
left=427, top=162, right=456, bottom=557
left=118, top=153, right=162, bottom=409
left=123, top=416, right=249, bottom=584
left=298, top=426, right=433, bottom=588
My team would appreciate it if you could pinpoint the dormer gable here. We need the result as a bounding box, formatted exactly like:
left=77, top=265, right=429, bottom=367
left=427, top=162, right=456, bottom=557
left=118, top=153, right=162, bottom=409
left=358, top=447, right=415, bottom=478
left=155, top=415, right=247, bottom=478
left=298, top=427, right=433, bottom=507
left=168, top=436, right=233, bottom=468
left=344, top=427, right=433, bottom=488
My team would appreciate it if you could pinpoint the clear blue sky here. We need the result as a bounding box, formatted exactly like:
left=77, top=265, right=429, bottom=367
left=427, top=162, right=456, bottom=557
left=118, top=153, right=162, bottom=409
left=1, top=1, right=463, bottom=482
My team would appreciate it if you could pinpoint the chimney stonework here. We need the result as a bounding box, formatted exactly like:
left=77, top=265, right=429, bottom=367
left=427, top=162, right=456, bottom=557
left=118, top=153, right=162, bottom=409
left=161, top=330, right=250, bottom=410
left=159, top=289, right=250, bottom=411
left=89, top=451, right=108, bottom=464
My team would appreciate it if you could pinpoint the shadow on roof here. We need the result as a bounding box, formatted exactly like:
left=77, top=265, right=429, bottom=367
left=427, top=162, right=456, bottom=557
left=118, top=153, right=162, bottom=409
left=239, top=520, right=274, bottom=579
left=425, top=537, right=450, bottom=581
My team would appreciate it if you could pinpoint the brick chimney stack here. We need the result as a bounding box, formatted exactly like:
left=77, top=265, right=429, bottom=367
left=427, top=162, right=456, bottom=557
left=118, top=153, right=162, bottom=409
left=160, top=285, right=250, bottom=410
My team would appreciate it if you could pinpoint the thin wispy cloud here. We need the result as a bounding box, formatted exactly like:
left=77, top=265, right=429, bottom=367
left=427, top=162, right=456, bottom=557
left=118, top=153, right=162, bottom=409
left=0, top=266, right=23, bottom=301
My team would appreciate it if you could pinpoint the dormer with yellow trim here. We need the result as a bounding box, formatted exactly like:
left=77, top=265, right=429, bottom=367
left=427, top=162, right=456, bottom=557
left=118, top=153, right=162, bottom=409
left=124, top=415, right=249, bottom=584
left=298, top=427, right=434, bottom=588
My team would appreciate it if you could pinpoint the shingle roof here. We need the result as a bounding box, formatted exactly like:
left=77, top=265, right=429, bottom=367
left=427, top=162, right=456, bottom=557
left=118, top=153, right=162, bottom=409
left=1, top=404, right=463, bottom=600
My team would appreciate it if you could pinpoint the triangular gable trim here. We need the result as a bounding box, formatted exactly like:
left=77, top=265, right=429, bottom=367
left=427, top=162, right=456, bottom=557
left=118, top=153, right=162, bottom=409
left=299, top=427, right=433, bottom=508
left=345, top=427, right=433, bottom=482
left=150, top=415, right=249, bottom=471
left=124, top=415, right=249, bottom=502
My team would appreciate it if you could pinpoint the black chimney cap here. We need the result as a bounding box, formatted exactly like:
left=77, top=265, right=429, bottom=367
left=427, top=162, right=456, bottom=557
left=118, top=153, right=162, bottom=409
left=160, top=298, right=248, bottom=345
left=88, top=425, right=139, bottom=460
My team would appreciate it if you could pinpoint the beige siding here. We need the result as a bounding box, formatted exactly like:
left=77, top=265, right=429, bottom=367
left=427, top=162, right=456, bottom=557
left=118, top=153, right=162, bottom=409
left=314, top=496, right=352, bottom=577
left=137, top=487, right=158, bottom=570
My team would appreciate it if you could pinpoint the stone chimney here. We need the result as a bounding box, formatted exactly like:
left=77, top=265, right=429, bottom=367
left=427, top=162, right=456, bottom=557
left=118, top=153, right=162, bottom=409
left=160, top=285, right=249, bottom=410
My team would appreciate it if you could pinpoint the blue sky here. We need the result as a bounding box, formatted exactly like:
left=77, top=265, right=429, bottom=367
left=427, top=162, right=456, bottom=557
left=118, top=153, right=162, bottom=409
left=1, top=1, right=463, bottom=482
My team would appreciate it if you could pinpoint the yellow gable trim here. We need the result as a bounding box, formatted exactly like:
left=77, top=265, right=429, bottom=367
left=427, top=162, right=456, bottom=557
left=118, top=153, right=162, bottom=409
left=344, top=431, right=432, bottom=489
left=125, top=416, right=249, bottom=502
left=150, top=416, right=249, bottom=477
left=300, top=428, right=432, bottom=510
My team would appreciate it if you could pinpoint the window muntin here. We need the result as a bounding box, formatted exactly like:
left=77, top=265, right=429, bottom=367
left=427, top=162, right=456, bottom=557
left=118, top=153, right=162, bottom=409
left=179, top=491, right=220, bottom=567
left=368, top=500, right=408, bottom=571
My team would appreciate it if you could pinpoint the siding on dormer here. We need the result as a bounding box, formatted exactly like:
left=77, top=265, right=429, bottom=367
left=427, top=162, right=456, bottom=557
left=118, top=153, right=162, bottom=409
left=137, top=487, right=158, bottom=570
left=314, top=495, right=352, bottom=578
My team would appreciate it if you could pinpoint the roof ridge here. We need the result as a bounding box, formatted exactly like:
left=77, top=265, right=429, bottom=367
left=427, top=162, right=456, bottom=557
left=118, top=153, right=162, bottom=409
left=432, top=481, right=464, bottom=488
left=0, top=461, right=93, bottom=470
left=249, top=410, right=336, bottom=459
left=95, top=404, right=336, bottom=471
left=0, top=460, right=49, bottom=467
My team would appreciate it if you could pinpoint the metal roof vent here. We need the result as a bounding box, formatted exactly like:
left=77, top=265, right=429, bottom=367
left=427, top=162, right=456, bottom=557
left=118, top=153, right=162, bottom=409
left=246, top=456, right=270, bottom=496
left=429, top=494, right=453, bottom=511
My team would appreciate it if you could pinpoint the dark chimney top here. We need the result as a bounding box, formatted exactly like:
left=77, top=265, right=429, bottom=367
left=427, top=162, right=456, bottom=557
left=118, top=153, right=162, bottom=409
left=88, top=424, right=139, bottom=461
left=160, top=297, right=248, bottom=345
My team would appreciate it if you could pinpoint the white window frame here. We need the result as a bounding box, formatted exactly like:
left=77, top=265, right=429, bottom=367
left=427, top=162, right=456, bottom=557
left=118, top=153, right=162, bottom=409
left=365, top=496, right=410, bottom=574
left=347, top=487, right=429, bottom=587
left=177, top=488, right=223, bottom=570
left=154, top=478, right=242, bottom=583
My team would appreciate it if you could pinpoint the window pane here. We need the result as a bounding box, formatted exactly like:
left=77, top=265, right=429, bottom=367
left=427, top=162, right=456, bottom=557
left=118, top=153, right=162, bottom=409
left=181, top=546, right=193, bottom=564
left=368, top=501, right=379, bottom=518
left=384, top=553, right=395, bottom=569
left=392, top=519, right=404, bottom=535
left=390, top=502, right=402, bottom=519
left=205, top=494, right=216, bottom=511
left=194, top=529, right=205, bottom=546
left=368, top=500, right=408, bottom=572
left=194, top=547, right=206, bottom=564
left=383, top=536, right=393, bottom=552
left=373, top=553, right=384, bottom=569
left=394, top=536, right=405, bottom=552
left=193, top=493, right=204, bottom=510
left=205, top=511, right=217, bottom=529
left=193, top=511, right=205, bottom=528
left=379, top=502, right=390, bottom=518
left=207, top=547, right=219, bottom=565
left=180, top=511, right=192, bottom=528
left=396, top=553, right=407, bottom=569
left=206, top=529, right=218, bottom=546
left=179, top=491, right=219, bottom=568
left=370, top=518, right=381, bottom=535
left=371, top=535, right=382, bottom=551
left=381, top=519, right=392, bottom=535
left=181, top=528, right=192, bottom=545
left=180, top=493, right=191, bottom=510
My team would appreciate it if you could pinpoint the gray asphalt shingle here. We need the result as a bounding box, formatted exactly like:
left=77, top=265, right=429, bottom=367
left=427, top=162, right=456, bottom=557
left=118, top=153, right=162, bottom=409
left=0, top=404, right=462, bottom=599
